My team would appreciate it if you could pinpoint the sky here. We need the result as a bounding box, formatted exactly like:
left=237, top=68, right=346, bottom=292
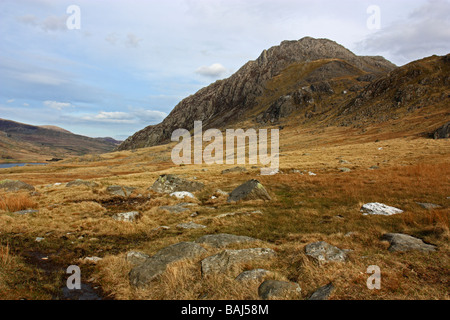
left=0, top=0, right=449, bottom=140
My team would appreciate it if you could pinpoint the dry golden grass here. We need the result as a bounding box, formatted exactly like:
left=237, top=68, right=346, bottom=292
left=0, top=124, right=448, bottom=300
left=0, top=192, right=37, bottom=212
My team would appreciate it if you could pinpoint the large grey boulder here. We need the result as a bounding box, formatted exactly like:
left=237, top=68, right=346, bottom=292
left=0, top=179, right=35, bottom=192
left=360, top=203, right=403, bottom=216
left=201, top=248, right=276, bottom=275
left=308, top=282, right=334, bottom=300
left=106, top=185, right=135, bottom=197
left=258, top=280, right=301, bottom=300
left=66, top=179, right=99, bottom=188
left=126, top=251, right=149, bottom=266
left=381, top=233, right=437, bottom=252
left=195, top=233, right=257, bottom=248
left=227, top=180, right=271, bottom=203
left=305, top=241, right=347, bottom=263
left=129, top=242, right=207, bottom=287
left=151, top=174, right=204, bottom=193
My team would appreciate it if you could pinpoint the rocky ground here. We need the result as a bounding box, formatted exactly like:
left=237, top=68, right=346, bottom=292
left=0, top=128, right=449, bottom=300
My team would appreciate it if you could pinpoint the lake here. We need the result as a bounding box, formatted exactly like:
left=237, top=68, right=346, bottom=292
left=0, top=163, right=48, bottom=169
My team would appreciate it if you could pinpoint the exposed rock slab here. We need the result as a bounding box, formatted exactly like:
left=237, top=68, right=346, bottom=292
left=360, top=202, right=403, bottom=216
left=227, top=180, right=271, bottom=203
left=381, top=233, right=437, bottom=252
left=258, top=280, right=301, bottom=300
left=177, top=222, right=206, bottom=229
left=151, top=174, right=204, bottom=193
left=126, top=251, right=149, bottom=266
left=195, top=233, right=257, bottom=248
left=305, top=241, right=347, bottom=262
left=129, top=242, right=207, bottom=287
left=158, top=205, right=190, bottom=214
left=201, top=248, right=276, bottom=275
left=13, top=209, right=39, bottom=215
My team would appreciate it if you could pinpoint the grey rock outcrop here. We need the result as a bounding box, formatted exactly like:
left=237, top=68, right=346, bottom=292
left=177, top=222, right=206, bottom=229
left=151, top=174, right=204, bottom=193
left=381, top=233, right=437, bottom=252
left=305, top=241, right=347, bottom=263
left=258, top=280, right=301, bottom=300
left=360, top=203, right=403, bottom=216
left=227, top=180, right=271, bottom=202
left=106, top=185, right=135, bottom=197
left=129, top=242, right=207, bottom=287
left=0, top=179, right=35, bottom=192
left=201, top=248, right=276, bottom=275
left=126, top=251, right=149, bottom=266
left=112, top=211, right=140, bottom=222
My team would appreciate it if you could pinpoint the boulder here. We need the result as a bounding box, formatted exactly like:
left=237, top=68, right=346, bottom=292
left=258, top=280, right=301, bottom=300
left=381, top=233, right=437, bottom=252
left=305, top=241, right=347, bottom=263
left=201, top=248, right=276, bottom=275
left=195, top=233, right=257, bottom=248
left=106, top=185, right=135, bottom=197
left=0, top=179, right=35, bottom=192
left=170, top=191, right=195, bottom=199
left=360, top=202, right=403, bottom=216
left=151, top=174, right=204, bottom=193
left=433, top=122, right=450, bottom=139
left=112, top=211, right=140, bottom=222
left=338, top=168, right=351, bottom=173
left=66, top=179, right=99, bottom=188
left=126, top=251, right=150, bottom=266
left=129, top=242, right=207, bottom=287
left=235, top=269, right=271, bottom=282
left=308, top=282, right=334, bottom=300
left=227, top=180, right=271, bottom=203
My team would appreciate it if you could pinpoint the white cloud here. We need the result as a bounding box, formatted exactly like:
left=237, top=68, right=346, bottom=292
left=23, top=103, right=29, bottom=107
left=6, top=99, right=15, bottom=103
left=80, top=109, right=166, bottom=124
left=43, top=100, right=72, bottom=110
left=17, top=14, right=67, bottom=32
left=125, top=33, right=143, bottom=48
left=357, top=0, right=450, bottom=64
left=195, top=63, right=227, bottom=77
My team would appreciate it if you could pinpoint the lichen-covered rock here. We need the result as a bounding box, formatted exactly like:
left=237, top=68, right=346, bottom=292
left=308, top=283, right=334, bottom=300
left=258, top=280, right=301, bottom=300
left=235, top=269, right=271, bottom=282
left=305, top=241, right=347, bottom=263
left=227, top=180, right=271, bottom=202
left=151, top=175, right=204, bottom=193
left=106, top=185, right=135, bottom=197
left=201, top=248, right=276, bottom=275
left=112, top=211, right=140, bottom=222
left=360, top=202, right=403, bottom=216
left=129, top=242, right=207, bottom=287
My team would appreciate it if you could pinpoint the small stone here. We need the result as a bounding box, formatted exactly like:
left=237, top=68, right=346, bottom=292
left=339, top=168, right=351, bottom=173
left=170, top=191, right=195, bottom=199
left=35, top=237, right=44, bottom=242
left=84, top=256, right=102, bottom=263
left=308, top=283, right=334, bottom=300
left=258, top=280, right=301, bottom=300
left=112, top=211, right=140, bottom=222
left=235, top=269, right=271, bottom=282
left=416, top=202, right=442, bottom=210
left=13, top=209, right=39, bottom=215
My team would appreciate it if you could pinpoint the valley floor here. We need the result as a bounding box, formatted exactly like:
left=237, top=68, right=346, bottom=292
left=0, top=126, right=449, bottom=300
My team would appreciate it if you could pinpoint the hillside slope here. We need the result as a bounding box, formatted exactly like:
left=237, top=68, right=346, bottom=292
left=0, top=119, right=121, bottom=162
left=118, top=37, right=396, bottom=150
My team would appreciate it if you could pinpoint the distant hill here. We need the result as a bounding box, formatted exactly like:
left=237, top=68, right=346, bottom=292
left=118, top=37, right=449, bottom=151
left=0, top=119, right=122, bottom=163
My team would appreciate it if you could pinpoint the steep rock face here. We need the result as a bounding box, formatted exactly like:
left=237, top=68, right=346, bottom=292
left=118, top=37, right=395, bottom=150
